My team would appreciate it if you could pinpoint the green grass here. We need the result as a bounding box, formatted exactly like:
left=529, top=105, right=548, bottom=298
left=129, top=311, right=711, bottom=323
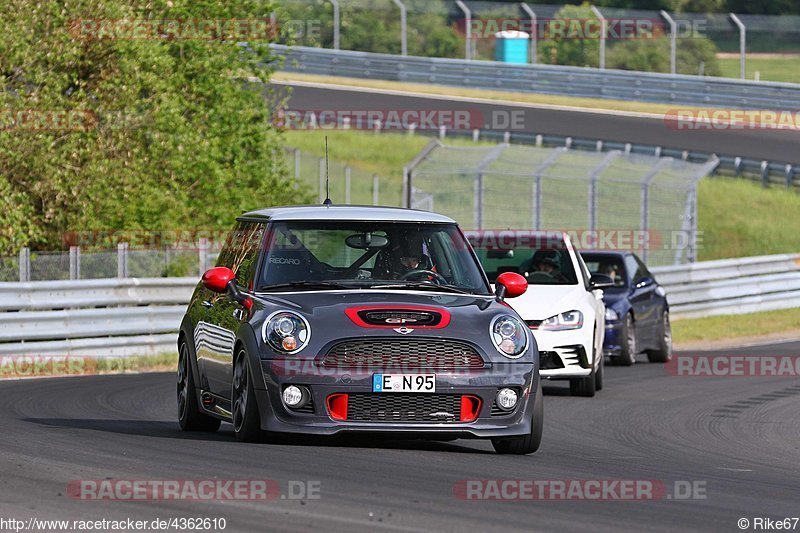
left=697, top=177, right=800, bottom=260
left=717, top=55, right=800, bottom=84
left=673, top=308, right=800, bottom=344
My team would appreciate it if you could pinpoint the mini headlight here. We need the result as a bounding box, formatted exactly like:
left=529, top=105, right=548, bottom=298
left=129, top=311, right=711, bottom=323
left=490, top=315, right=528, bottom=358
left=263, top=311, right=310, bottom=354
left=539, top=310, right=584, bottom=331
left=605, top=308, right=619, bottom=321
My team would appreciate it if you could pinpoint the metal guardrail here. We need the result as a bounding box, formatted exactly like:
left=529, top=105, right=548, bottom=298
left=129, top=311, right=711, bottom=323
left=1, top=255, right=798, bottom=356
left=0, top=278, right=196, bottom=356
left=652, top=253, right=800, bottom=319
left=274, top=45, right=800, bottom=111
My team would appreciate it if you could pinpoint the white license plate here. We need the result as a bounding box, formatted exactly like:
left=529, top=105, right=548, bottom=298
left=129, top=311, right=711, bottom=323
left=372, top=373, right=436, bottom=393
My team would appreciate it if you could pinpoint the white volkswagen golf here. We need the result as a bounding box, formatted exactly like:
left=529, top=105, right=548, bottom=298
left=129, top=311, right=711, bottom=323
left=469, top=230, right=614, bottom=397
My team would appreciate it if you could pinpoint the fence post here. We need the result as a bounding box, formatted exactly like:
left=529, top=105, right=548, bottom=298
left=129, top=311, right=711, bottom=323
left=660, top=11, right=677, bottom=75
left=328, top=0, right=340, bottom=50
left=69, top=246, right=80, bottom=280
left=198, top=237, right=209, bottom=277
left=19, top=247, right=30, bottom=282
left=520, top=3, right=537, bottom=64
left=474, top=174, right=483, bottom=230
left=590, top=6, right=606, bottom=69
left=730, top=13, right=746, bottom=80
left=372, top=175, right=380, bottom=205
left=390, top=0, right=407, bottom=56
left=117, top=242, right=129, bottom=278
left=455, top=0, right=472, bottom=61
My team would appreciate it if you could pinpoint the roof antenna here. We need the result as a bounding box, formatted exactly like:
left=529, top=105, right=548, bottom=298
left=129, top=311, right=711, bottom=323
left=323, top=135, right=332, bottom=206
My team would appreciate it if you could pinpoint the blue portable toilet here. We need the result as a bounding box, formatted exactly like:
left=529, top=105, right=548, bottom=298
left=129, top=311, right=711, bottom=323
left=495, top=30, right=530, bottom=64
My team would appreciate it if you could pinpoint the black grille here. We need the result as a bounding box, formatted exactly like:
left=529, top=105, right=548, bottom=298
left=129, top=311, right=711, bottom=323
left=322, top=338, right=485, bottom=370
left=540, top=351, right=564, bottom=370
left=347, top=393, right=461, bottom=422
left=360, top=310, right=440, bottom=326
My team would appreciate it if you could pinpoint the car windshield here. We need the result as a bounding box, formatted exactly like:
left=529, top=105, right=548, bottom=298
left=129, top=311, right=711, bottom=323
left=469, top=232, right=578, bottom=286
left=581, top=254, right=627, bottom=288
left=257, top=221, right=490, bottom=294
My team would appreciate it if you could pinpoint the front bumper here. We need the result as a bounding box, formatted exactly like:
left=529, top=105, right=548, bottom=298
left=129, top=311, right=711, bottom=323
left=532, top=327, right=595, bottom=380
left=252, top=360, right=539, bottom=438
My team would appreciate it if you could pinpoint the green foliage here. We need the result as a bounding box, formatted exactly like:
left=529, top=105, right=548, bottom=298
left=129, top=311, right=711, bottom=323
left=0, top=0, right=305, bottom=255
left=537, top=3, right=600, bottom=68
left=277, top=0, right=462, bottom=58
left=607, top=35, right=721, bottom=76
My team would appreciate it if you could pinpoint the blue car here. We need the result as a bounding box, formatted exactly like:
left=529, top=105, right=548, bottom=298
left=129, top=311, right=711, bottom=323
left=579, top=251, right=672, bottom=365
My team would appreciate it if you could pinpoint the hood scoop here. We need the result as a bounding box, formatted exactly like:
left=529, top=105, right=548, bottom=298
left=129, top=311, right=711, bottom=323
left=360, top=309, right=441, bottom=327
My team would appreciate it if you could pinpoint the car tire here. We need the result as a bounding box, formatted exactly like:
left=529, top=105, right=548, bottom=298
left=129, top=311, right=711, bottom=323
left=232, top=347, right=262, bottom=442
left=492, top=383, right=543, bottom=455
left=646, top=311, right=673, bottom=363
left=614, top=313, right=636, bottom=367
left=569, top=367, right=596, bottom=397
left=177, top=339, right=221, bottom=432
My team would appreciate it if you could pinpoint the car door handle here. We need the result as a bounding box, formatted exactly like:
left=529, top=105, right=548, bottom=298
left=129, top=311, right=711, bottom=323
left=201, top=300, right=214, bottom=308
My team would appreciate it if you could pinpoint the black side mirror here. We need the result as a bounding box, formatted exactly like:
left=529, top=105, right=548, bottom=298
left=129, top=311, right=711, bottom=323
left=635, top=276, right=654, bottom=288
left=589, top=273, right=614, bottom=289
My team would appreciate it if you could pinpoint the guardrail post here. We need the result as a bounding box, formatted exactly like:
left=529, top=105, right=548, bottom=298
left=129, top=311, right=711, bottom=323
left=520, top=3, right=537, bottom=64
left=786, top=164, right=794, bottom=189
left=660, top=11, right=677, bottom=75
left=730, top=13, right=746, bottom=80
left=19, top=247, right=30, bottom=282
left=760, top=160, right=769, bottom=188
left=69, top=246, right=80, bottom=280
left=455, top=0, right=472, bottom=61
left=372, top=175, right=380, bottom=205
left=117, top=242, right=129, bottom=278
left=198, top=238, right=209, bottom=277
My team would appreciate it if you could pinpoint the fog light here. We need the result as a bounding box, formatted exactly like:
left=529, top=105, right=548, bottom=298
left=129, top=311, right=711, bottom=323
left=496, top=388, right=518, bottom=411
left=283, top=385, right=304, bottom=407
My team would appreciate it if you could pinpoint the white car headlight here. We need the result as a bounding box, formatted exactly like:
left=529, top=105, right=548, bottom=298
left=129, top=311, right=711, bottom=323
left=539, top=310, right=584, bottom=331
left=262, top=311, right=310, bottom=354
left=605, top=308, right=619, bottom=321
left=490, top=315, right=528, bottom=358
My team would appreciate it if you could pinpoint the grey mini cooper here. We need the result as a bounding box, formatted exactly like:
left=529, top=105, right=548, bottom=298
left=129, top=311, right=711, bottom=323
left=177, top=205, right=543, bottom=454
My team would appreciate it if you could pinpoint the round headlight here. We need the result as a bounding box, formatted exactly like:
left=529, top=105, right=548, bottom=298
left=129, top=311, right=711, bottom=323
left=490, top=315, right=528, bottom=358
left=263, top=311, right=311, bottom=354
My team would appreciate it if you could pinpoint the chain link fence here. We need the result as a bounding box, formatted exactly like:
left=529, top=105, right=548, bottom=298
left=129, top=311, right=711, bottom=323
left=407, top=141, right=718, bottom=266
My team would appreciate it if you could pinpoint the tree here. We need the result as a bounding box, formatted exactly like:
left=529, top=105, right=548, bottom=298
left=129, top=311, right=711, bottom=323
left=537, top=3, right=601, bottom=68
left=0, top=0, right=303, bottom=255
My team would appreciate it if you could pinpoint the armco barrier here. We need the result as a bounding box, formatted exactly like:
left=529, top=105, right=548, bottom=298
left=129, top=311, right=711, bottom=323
left=274, top=45, right=800, bottom=111
left=0, top=256, right=798, bottom=356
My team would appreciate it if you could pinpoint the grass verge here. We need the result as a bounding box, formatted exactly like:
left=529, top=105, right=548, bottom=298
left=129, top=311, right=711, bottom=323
left=0, top=352, right=177, bottom=380
left=672, top=308, right=800, bottom=345
left=717, top=55, right=800, bottom=84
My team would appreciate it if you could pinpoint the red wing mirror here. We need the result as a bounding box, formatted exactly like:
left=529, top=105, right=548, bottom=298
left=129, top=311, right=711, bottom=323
left=496, top=272, right=528, bottom=300
left=202, top=267, right=236, bottom=294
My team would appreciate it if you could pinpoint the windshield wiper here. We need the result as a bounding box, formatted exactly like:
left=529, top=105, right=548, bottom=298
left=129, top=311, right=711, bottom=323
left=258, top=281, right=352, bottom=292
left=370, top=282, right=474, bottom=295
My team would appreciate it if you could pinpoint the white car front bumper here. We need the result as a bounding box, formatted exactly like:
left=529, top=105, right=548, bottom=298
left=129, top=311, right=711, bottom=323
left=533, top=326, right=595, bottom=380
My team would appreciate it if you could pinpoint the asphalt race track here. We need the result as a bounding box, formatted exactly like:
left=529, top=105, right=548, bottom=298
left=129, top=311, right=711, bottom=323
left=1, top=342, right=798, bottom=532
left=280, top=83, right=800, bottom=163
